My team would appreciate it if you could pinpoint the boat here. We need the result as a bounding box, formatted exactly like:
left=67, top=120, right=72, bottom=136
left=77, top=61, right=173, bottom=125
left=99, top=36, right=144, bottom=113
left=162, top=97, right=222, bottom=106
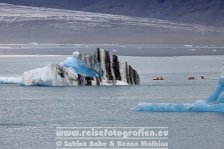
left=153, top=77, right=164, bottom=80
left=188, top=76, right=195, bottom=80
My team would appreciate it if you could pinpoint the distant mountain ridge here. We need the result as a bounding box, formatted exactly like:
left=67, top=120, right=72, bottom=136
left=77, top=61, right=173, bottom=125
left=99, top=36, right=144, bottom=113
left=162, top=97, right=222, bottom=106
left=0, top=0, right=224, bottom=26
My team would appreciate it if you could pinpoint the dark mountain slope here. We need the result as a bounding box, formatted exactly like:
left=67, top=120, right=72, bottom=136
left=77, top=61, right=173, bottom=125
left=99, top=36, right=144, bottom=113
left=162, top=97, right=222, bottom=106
left=1, top=0, right=224, bottom=26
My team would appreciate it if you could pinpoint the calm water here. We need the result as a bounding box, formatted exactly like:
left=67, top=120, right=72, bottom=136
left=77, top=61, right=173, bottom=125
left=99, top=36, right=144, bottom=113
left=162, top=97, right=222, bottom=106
left=0, top=55, right=224, bottom=149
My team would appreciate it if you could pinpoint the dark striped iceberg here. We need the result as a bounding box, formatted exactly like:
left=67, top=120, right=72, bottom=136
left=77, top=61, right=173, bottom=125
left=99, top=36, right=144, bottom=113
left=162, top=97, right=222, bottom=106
left=21, top=48, right=140, bottom=86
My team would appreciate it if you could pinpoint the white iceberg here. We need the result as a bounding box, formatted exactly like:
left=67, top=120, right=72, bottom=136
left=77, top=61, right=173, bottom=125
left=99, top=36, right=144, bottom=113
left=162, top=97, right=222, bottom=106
left=21, top=64, right=79, bottom=86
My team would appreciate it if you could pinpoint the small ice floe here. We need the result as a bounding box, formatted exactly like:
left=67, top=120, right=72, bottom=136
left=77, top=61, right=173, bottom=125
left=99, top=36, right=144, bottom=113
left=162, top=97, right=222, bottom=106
left=0, top=46, right=11, bottom=49
left=184, top=45, right=193, bottom=47
left=212, top=49, right=217, bottom=52
left=30, top=42, right=39, bottom=46
left=73, top=44, right=81, bottom=47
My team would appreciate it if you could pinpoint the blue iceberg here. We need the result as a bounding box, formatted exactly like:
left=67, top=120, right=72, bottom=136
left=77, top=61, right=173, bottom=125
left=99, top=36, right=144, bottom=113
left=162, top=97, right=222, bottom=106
left=63, top=51, right=102, bottom=77
left=136, top=76, right=224, bottom=112
left=136, top=100, right=224, bottom=112
left=207, top=76, right=224, bottom=103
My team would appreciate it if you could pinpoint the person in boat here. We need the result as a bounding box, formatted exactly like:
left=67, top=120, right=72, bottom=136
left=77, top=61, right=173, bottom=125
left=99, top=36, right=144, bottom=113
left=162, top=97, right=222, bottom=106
left=188, top=76, right=195, bottom=80
left=153, top=77, right=159, bottom=80
left=153, top=76, right=164, bottom=80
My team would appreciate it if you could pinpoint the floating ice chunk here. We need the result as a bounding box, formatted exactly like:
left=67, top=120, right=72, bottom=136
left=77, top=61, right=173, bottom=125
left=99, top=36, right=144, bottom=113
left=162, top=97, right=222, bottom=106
left=63, top=51, right=101, bottom=77
left=21, top=64, right=78, bottom=86
left=0, top=77, right=21, bottom=84
left=184, top=45, right=193, bottom=47
left=30, top=42, right=39, bottom=46
left=136, top=100, right=224, bottom=112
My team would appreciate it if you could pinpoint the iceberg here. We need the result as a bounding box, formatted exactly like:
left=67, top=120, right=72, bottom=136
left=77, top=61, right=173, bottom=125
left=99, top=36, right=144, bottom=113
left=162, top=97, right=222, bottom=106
left=207, top=75, right=224, bottom=103
left=136, top=100, right=224, bottom=112
left=136, top=71, right=224, bottom=112
left=0, top=48, right=140, bottom=86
